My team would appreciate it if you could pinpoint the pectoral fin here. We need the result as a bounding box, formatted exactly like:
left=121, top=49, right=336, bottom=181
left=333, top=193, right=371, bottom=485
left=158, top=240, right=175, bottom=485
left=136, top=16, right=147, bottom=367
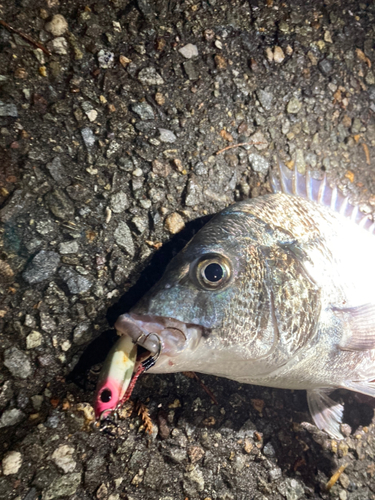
left=332, top=303, right=375, bottom=351
left=306, top=389, right=344, bottom=440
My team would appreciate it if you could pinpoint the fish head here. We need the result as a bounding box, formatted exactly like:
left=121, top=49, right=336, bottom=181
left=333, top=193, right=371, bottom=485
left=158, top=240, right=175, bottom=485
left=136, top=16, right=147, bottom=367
left=116, top=200, right=320, bottom=380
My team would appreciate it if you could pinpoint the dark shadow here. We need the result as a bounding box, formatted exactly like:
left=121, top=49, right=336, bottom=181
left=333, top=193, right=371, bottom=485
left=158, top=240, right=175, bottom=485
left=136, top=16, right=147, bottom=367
left=106, top=213, right=213, bottom=326
left=68, top=214, right=212, bottom=385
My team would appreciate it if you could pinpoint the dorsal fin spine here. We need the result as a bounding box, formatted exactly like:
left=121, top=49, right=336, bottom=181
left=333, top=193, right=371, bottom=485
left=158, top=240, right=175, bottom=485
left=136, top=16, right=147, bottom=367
left=273, top=159, right=374, bottom=234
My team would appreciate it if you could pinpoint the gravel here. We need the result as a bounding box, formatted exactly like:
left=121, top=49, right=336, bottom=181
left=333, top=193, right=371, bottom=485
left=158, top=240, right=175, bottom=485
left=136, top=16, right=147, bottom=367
left=22, top=250, right=60, bottom=284
left=114, top=221, right=135, bottom=256
left=2, top=1, right=375, bottom=499
left=1, top=451, right=22, bottom=475
left=131, top=102, right=155, bottom=120
left=3, top=347, right=33, bottom=379
left=44, top=14, right=68, bottom=36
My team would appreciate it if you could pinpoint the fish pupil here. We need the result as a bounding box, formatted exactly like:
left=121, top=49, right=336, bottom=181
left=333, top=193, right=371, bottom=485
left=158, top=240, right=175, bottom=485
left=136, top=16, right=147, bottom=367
left=204, top=263, right=223, bottom=282
left=100, top=389, right=112, bottom=403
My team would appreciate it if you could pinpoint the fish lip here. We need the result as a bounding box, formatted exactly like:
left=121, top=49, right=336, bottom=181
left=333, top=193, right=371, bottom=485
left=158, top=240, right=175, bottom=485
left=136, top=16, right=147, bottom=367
left=114, top=312, right=203, bottom=362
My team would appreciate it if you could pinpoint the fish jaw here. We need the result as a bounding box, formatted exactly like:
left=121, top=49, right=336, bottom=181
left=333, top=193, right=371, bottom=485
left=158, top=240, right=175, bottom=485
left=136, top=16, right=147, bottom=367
left=114, top=312, right=204, bottom=372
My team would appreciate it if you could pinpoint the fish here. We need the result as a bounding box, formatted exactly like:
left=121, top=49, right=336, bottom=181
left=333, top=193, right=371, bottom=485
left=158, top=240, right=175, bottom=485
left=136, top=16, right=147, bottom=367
left=94, top=335, right=137, bottom=419
left=112, top=160, right=375, bottom=439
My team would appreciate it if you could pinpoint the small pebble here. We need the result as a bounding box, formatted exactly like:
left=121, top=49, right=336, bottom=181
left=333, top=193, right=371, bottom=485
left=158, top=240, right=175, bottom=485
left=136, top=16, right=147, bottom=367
left=155, top=92, right=165, bottom=105
left=152, top=159, right=171, bottom=177
left=58, top=240, right=79, bottom=254
left=52, top=445, right=76, bottom=473
left=0, top=408, right=25, bottom=428
left=81, top=127, right=96, bottom=148
left=4, top=347, right=33, bottom=378
left=273, top=46, right=285, bottom=63
left=0, top=100, right=18, bottom=117
left=318, top=58, right=333, bottom=76
left=50, top=37, right=68, bottom=55
left=110, top=191, right=129, bottom=213
left=287, top=97, right=302, bottom=114
left=45, top=14, right=68, bottom=36
left=248, top=153, right=269, bottom=175
left=158, top=128, right=177, bottom=143
left=178, top=43, right=198, bottom=59
left=26, top=331, right=43, bottom=349
left=2, top=451, right=22, bottom=475
left=114, top=221, right=135, bottom=256
left=131, top=102, right=155, bottom=120
left=138, top=67, right=164, bottom=85
left=86, top=109, right=97, bottom=122
left=164, top=213, right=185, bottom=234
left=23, top=250, right=60, bottom=284
left=97, top=49, right=114, bottom=69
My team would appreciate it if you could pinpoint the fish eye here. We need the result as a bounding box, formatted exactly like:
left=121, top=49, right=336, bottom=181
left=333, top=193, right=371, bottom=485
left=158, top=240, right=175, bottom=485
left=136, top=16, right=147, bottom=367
left=195, top=254, right=231, bottom=290
left=100, top=388, right=112, bottom=403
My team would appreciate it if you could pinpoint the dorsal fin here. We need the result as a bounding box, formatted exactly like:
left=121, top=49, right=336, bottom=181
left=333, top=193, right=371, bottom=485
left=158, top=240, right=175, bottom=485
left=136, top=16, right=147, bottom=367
left=270, top=159, right=375, bottom=235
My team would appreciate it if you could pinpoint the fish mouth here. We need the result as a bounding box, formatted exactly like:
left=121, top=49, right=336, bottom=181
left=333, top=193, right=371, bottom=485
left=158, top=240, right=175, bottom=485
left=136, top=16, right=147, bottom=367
left=114, top=312, right=203, bottom=369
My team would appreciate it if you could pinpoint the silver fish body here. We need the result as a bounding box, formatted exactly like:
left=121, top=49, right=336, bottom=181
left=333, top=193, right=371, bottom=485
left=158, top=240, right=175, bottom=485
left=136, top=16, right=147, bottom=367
left=115, top=163, right=375, bottom=439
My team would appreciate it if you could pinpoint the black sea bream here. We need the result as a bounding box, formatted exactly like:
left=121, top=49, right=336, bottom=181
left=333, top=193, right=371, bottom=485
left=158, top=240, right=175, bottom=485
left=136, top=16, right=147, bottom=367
left=99, top=161, right=375, bottom=439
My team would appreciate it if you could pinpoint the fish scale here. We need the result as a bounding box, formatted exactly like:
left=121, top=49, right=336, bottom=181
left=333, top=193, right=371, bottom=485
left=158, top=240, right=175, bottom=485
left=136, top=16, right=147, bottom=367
left=107, top=160, right=375, bottom=440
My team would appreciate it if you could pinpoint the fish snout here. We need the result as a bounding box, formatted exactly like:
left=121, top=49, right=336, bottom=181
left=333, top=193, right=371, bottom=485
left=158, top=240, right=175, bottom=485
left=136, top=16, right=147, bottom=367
left=114, top=313, right=202, bottom=359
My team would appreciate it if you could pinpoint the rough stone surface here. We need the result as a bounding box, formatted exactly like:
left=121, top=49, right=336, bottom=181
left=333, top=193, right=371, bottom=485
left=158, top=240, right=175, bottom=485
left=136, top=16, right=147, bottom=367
left=114, top=221, right=135, bottom=256
left=0, top=101, right=18, bottom=117
left=49, top=37, right=68, bottom=55
left=45, top=15, right=68, bottom=36
left=287, top=97, right=302, bottom=114
left=131, top=102, right=155, bottom=120
left=158, top=128, right=177, bottom=143
left=110, top=191, right=129, bottom=213
left=81, top=127, right=96, bottom=148
left=248, top=153, right=270, bottom=175
left=4, top=347, right=33, bottom=379
left=43, top=473, right=81, bottom=500
left=26, top=331, right=43, bottom=349
left=2, top=2, right=375, bottom=500
left=164, top=212, right=185, bottom=234
left=178, top=43, right=198, bottom=59
left=58, top=240, right=79, bottom=254
left=51, top=445, right=76, bottom=473
left=138, top=67, right=164, bottom=85
left=22, top=251, right=60, bottom=284
left=2, top=451, right=22, bottom=475
left=0, top=409, right=25, bottom=428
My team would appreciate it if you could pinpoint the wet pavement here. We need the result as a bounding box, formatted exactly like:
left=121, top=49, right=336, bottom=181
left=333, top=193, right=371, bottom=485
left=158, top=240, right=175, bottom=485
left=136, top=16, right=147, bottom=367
left=1, top=1, right=375, bottom=499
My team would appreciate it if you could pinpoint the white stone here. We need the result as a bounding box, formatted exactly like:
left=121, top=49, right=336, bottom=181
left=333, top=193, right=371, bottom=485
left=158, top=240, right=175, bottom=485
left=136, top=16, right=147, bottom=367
left=178, top=43, right=198, bottom=59
left=273, top=46, right=285, bottom=63
left=61, top=340, right=71, bottom=352
left=86, top=109, right=98, bottom=122
left=52, top=445, right=76, bottom=473
left=2, top=451, right=22, bottom=475
left=45, top=14, right=68, bottom=37
left=26, top=331, right=43, bottom=349
left=51, top=37, right=68, bottom=55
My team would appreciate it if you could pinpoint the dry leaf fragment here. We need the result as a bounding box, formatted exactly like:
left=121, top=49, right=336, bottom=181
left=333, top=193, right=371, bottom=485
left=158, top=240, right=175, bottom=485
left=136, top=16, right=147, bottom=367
left=326, top=464, right=348, bottom=491
left=362, top=143, right=371, bottom=165
left=0, top=261, right=14, bottom=284
left=344, top=170, right=355, bottom=183
left=251, top=398, right=265, bottom=414
left=136, top=402, right=153, bottom=434
left=220, top=129, right=234, bottom=142
left=356, top=48, right=372, bottom=68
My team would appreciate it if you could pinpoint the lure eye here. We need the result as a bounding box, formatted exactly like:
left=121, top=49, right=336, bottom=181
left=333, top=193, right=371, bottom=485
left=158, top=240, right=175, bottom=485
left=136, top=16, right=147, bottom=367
left=195, top=254, right=231, bottom=290
left=100, top=388, right=112, bottom=403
